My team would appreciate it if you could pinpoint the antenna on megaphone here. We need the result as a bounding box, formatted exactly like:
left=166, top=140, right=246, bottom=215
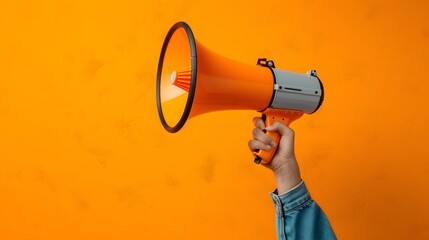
left=156, top=22, right=324, bottom=164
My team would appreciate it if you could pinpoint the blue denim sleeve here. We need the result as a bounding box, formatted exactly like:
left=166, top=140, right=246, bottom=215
left=270, top=182, right=336, bottom=240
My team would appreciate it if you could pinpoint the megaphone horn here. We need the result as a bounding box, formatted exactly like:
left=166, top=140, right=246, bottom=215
left=156, top=22, right=324, bottom=164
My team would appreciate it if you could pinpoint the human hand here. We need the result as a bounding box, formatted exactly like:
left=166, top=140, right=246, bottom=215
left=248, top=117, right=302, bottom=194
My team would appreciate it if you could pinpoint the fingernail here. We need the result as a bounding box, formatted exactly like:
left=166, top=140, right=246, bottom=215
left=265, top=145, right=272, bottom=149
left=270, top=141, right=276, bottom=147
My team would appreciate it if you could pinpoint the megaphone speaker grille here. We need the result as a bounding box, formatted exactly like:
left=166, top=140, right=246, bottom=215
left=156, top=22, right=197, bottom=133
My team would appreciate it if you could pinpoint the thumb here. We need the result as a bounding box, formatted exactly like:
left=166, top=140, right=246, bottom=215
left=265, top=121, right=295, bottom=138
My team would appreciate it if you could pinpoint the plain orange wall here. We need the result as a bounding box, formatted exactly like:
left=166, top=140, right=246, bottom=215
left=1, top=0, right=429, bottom=239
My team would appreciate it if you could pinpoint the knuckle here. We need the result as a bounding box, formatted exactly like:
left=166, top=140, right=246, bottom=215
left=252, top=127, right=260, bottom=136
left=283, top=127, right=295, bottom=138
left=252, top=117, right=261, bottom=126
left=248, top=140, right=258, bottom=151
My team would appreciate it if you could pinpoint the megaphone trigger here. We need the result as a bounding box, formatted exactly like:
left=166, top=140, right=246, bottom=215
left=253, top=109, right=303, bottom=164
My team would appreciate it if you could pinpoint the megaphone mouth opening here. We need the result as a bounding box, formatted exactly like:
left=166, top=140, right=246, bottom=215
left=156, top=22, right=197, bottom=133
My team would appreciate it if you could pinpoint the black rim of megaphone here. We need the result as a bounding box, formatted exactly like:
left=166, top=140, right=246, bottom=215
left=156, top=22, right=197, bottom=133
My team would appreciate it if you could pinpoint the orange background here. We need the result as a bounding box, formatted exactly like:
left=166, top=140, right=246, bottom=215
left=1, top=0, right=429, bottom=239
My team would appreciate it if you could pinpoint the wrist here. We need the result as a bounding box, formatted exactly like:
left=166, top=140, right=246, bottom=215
left=273, top=159, right=302, bottom=195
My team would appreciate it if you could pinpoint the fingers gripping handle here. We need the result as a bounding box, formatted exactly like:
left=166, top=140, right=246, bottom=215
left=253, top=128, right=281, bottom=164
left=253, top=109, right=303, bottom=164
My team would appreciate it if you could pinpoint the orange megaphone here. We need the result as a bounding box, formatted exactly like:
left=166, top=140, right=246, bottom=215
left=156, top=22, right=324, bottom=164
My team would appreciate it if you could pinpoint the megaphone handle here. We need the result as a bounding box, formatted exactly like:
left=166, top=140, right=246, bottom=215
left=253, top=109, right=303, bottom=164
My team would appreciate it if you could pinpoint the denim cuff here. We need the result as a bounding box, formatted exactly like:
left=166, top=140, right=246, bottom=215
left=270, top=181, right=312, bottom=215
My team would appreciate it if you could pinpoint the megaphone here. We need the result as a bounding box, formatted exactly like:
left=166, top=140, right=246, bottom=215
left=157, top=22, right=324, bottom=164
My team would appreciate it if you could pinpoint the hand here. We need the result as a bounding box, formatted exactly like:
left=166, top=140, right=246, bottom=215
left=248, top=117, right=302, bottom=194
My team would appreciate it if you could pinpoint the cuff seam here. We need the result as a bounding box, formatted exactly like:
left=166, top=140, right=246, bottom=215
left=277, top=180, right=304, bottom=197
left=284, top=195, right=312, bottom=214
